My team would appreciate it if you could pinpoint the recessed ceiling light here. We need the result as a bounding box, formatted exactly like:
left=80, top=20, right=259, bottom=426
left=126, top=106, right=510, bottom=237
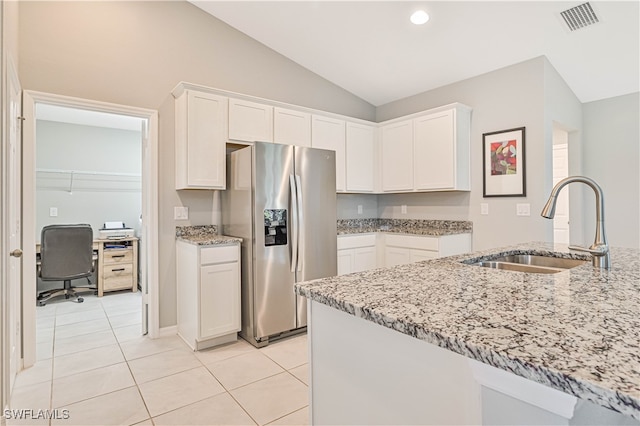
left=410, top=10, right=430, bottom=25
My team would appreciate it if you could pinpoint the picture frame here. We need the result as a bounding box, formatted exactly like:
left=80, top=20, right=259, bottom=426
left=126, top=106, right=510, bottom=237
left=482, top=127, right=526, bottom=197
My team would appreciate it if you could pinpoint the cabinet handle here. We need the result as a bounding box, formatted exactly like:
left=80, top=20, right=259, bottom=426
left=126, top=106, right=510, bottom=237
left=111, top=255, right=126, bottom=258
left=111, top=268, right=126, bottom=272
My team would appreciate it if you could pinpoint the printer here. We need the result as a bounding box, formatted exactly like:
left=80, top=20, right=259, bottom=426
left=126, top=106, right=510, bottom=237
left=99, top=221, right=135, bottom=239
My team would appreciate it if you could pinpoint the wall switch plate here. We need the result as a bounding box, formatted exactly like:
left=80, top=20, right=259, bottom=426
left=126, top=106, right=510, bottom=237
left=49, top=207, right=58, bottom=217
left=480, top=203, right=489, bottom=215
left=516, top=203, right=531, bottom=216
left=174, top=206, right=189, bottom=220
left=357, top=205, right=363, bottom=215
left=401, top=205, right=407, bottom=214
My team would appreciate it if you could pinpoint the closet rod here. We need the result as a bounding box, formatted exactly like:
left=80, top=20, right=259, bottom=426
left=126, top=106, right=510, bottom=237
left=36, top=168, right=141, bottom=178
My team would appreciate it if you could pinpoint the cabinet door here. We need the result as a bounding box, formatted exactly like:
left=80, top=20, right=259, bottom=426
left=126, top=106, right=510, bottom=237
left=200, top=262, right=240, bottom=339
left=176, top=91, right=227, bottom=189
left=384, top=246, right=411, bottom=267
left=381, top=120, right=413, bottom=192
left=311, top=115, right=346, bottom=192
left=228, top=98, right=274, bottom=143
left=410, top=249, right=438, bottom=263
left=354, top=246, right=377, bottom=272
left=414, top=110, right=455, bottom=190
left=346, top=122, right=375, bottom=192
left=337, top=249, right=354, bottom=276
left=274, top=107, right=311, bottom=147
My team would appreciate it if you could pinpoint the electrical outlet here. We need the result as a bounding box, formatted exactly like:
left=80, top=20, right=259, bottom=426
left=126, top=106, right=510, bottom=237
left=174, top=206, right=189, bottom=220
left=49, top=207, right=58, bottom=217
left=357, top=205, right=363, bottom=215
left=401, top=205, right=407, bottom=214
left=516, top=203, right=531, bottom=216
left=480, top=203, right=489, bottom=215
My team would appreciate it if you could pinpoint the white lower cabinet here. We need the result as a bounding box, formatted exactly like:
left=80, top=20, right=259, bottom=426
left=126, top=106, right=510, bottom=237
left=337, top=234, right=377, bottom=275
left=176, top=241, right=241, bottom=350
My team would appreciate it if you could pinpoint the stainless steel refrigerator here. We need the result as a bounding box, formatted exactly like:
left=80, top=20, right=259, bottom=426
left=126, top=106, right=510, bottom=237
left=221, top=142, right=337, bottom=347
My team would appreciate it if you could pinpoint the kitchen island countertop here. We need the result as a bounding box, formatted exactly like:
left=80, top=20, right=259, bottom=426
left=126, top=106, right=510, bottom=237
left=295, top=242, right=640, bottom=419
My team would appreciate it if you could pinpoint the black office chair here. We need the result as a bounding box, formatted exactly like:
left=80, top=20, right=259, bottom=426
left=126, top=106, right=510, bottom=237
left=37, top=224, right=97, bottom=306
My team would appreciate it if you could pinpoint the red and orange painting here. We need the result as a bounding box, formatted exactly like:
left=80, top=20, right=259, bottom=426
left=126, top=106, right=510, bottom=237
left=490, top=139, right=517, bottom=175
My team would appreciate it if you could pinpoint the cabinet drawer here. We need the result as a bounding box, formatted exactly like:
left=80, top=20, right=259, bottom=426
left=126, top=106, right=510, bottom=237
left=103, top=248, right=133, bottom=265
left=103, top=264, right=133, bottom=290
left=337, top=234, right=376, bottom=250
left=200, top=245, right=238, bottom=265
left=384, top=234, right=439, bottom=251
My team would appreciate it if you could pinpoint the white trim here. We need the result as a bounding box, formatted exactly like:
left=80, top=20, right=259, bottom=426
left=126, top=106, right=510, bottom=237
left=157, top=325, right=178, bottom=338
left=21, top=91, right=160, bottom=367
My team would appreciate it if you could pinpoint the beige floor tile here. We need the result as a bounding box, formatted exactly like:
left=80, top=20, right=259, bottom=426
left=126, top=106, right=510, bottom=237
left=103, top=302, right=140, bottom=317
left=139, top=366, right=225, bottom=417
left=54, top=329, right=117, bottom=357
left=230, top=372, right=308, bottom=426
left=119, top=335, right=189, bottom=361
left=36, top=315, right=55, bottom=330
left=55, top=309, right=106, bottom=327
left=267, top=406, right=309, bottom=425
left=128, top=349, right=202, bottom=384
left=52, top=296, right=102, bottom=315
left=194, top=338, right=257, bottom=365
left=54, top=316, right=111, bottom=340
left=50, top=386, right=149, bottom=426
left=152, top=392, right=256, bottom=425
left=288, top=364, right=308, bottom=386
left=36, top=327, right=54, bottom=344
left=113, top=324, right=144, bottom=343
left=9, top=380, right=51, bottom=411
left=36, top=304, right=57, bottom=319
left=51, top=362, right=135, bottom=408
left=205, top=351, right=284, bottom=390
left=132, top=419, right=154, bottom=426
left=260, top=334, right=307, bottom=370
left=107, top=311, right=142, bottom=329
left=36, top=341, right=53, bottom=362
left=13, top=360, right=53, bottom=388
left=52, top=344, right=124, bottom=379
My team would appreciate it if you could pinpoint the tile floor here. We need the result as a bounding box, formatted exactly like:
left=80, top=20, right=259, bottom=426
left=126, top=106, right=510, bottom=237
left=9, top=291, right=309, bottom=426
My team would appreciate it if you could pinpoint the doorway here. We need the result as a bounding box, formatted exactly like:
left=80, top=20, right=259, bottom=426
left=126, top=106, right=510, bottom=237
left=552, top=126, right=570, bottom=245
left=21, top=91, right=159, bottom=368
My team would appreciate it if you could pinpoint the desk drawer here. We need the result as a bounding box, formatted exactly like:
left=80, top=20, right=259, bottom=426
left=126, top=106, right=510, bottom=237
left=103, top=263, right=134, bottom=291
left=103, top=249, right=133, bottom=265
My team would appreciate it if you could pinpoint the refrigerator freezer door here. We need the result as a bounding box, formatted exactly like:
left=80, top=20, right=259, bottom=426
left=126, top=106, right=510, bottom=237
left=253, top=143, right=298, bottom=340
left=294, top=146, right=338, bottom=327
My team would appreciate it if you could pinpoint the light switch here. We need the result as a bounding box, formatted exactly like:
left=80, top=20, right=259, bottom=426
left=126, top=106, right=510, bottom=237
left=174, top=206, right=189, bottom=220
left=480, top=203, right=489, bottom=215
left=49, top=207, right=58, bottom=217
left=357, top=205, right=363, bottom=215
left=516, top=203, right=530, bottom=216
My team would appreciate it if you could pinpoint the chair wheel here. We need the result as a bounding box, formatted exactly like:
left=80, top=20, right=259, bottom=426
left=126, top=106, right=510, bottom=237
left=38, top=301, right=46, bottom=307
left=77, top=297, right=84, bottom=303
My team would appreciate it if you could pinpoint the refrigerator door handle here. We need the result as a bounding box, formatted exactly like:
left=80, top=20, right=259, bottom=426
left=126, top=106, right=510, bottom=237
left=289, top=174, right=299, bottom=273
left=295, top=174, right=304, bottom=273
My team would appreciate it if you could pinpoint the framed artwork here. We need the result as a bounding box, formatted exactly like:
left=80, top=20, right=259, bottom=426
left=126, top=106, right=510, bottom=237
left=482, top=127, right=526, bottom=197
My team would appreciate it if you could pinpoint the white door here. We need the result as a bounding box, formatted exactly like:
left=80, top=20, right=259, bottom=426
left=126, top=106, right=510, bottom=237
left=553, top=144, right=570, bottom=244
left=6, top=58, right=22, bottom=396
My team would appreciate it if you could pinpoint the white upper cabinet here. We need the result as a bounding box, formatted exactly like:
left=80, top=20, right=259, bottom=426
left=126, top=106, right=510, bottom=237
left=414, top=107, right=470, bottom=191
left=274, top=107, right=311, bottom=147
left=380, top=104, right=471, bottom=193
left=311, top=115, right=346, bottom=192
left=174, top=89, right=228, bottom=190
left=345, top=122, right=376, bottom=192
left=228, top=98, right=274, bottom=143
left=381, top=119, right=413, bottom=192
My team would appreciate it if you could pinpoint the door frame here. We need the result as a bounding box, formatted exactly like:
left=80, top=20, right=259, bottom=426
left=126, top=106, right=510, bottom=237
left=21, top=90, right=160, bottom=367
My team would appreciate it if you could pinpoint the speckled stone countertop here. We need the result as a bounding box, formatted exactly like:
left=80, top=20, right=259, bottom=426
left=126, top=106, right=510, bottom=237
left=175, top=225, right=242, bottom=245
left=295, top=242, right=640, bottom=419
left=337, top=218, right=472, bottom=236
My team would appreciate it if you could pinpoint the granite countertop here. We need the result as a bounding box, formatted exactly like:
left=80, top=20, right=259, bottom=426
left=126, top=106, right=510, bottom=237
left=337, top=218, right=472, bottom=237
left=175, top=225, right=242, bottom=245
left=295, top=242, right=640, bottom=419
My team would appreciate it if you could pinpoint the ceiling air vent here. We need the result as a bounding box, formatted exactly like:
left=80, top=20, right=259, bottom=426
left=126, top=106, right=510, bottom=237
left=560, top=2, right=600, bottom=31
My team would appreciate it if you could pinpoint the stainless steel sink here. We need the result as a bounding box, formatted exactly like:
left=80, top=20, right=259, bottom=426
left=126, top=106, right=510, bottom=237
left=469, top=254, right=588, bottom=274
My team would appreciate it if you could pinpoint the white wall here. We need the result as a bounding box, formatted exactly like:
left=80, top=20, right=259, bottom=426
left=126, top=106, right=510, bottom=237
left=582, top=93, right=639, bottom=249
left=35, top=120, right=142, bottom=241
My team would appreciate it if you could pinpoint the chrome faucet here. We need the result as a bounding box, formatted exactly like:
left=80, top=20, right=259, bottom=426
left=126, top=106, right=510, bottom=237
left=541, top=176, right=610, bottom=269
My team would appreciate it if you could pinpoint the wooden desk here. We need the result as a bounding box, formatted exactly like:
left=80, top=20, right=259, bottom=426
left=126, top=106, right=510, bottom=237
left=36, top=237, right=138, bottom=297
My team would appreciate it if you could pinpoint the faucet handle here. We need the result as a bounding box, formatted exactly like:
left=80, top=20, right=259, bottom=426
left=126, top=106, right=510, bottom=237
left=569, top=244, right=609, bottom=256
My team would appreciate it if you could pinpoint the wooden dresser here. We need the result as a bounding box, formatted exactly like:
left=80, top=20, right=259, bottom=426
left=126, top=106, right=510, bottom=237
left=97, top=237, right=138, bottom=296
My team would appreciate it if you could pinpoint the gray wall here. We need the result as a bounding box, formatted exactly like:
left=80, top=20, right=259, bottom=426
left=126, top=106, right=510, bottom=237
left=18, top=1, right=375, bottom=329
left=35, top=120, right=142, bottom=241
left=582, top=93, right=639, bottom=249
